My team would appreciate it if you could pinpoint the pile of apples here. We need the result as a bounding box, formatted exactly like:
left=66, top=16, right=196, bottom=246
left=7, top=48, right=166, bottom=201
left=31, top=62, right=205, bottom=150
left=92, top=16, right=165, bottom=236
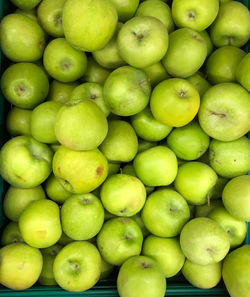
left=0, top=0, right=249, bottom=296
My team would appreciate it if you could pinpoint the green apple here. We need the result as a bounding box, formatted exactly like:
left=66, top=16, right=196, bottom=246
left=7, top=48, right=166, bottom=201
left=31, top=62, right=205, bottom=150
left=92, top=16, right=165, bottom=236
left=0, top=13, right=45, bottom=62
left=69, top=83, right=110, bottom=117
left=209, top=136, right=250, bottom=178
left=53, top=145, right=108, bottom=194
left=6, top=107, right=32, bottom=136
left=210, top=1, right=250, bottom=47
left=131, top=213, right=150, bottom=237
left=134, top=146, right=177, bottom=186
left=55, top=99, right=108, bottom=151
left=143, top=235, right=185, bottom=278
left=142, top=62, right=170, bottom=87
left=103, top=66, right=151, bottom=116
left=208, top=207, right=247, bottom=249
left=15, top=8, right=38, bottom=23
left=186, top=72, right=211, bottom=96
left=142, top=189, right=190, bottom=237
left=198, top=83, right=250, bottom=141
left=1, top=222, right=24, bottom=246
left=222, top=175, right=250, bottom=221
left=19, top=199, right=62, bottom=248
left=31, top=101, right=62, bottom=144
left=182, top=260, right=222, bottom=289
left=206, top=46, right=246, bottom=84
left=180, top=217, right=230, bottom=265
left=0, top=243, right=42, bottom=290
left=53, top=241, right=101, bottom=292
left=11, top=0, right=41, bottom=9
left=150, top=78, right=200, bottom=127
left=45, top=174, right=71, bottom=204
left=100, top=256, right=114, bottom=279
left=209, top=176, right=228, bottom=200
left=3, top=185, right=45, bottom=222
left=135, top=0, right=174, bottom=33
left=1, top=63, right=49, bottom=109
left=100, top=120, right=138, bottom=162
left=117, top=256, right=166, bottom=297
left=50, top=143, right=60, bottom=152
left=172, top=0, right=219, bottom=31
left=0, top=136, right=53, bottom=188
left=138, top=139, right=156, bottom=153
left=43, top=38, right=87, bottom=82
left=236, top=53, right=250, bottom=92
left=97, top=217, right=143, bottom=266
left=222, top=245, right=250, bottom=297
left=162, top=28, right=207, bottom=78
left=100, top=174, right=146, bottom=217
left=167, top=121, right=210, bottom=161
left=199, top=30, right=214, bottom=56
left=48, top=80, right=78, bottom=104
left=117, top=16, right=168, bottom=68
left=174, top=162, right=218, bottom=205
left=37, top=0, right=66, bottom=37
left=108, top=162, right=120, bottom=176
left=57, top=232, right=73, bottom=246
left=82, top=57, right=111, bottom=85
left=109, top=0, right=139, bottom=22
left=62, top=0, right=117, bottom=51
left=61, top=193, right=104, bottom=240
left=195, top=200, right=223, bottom=218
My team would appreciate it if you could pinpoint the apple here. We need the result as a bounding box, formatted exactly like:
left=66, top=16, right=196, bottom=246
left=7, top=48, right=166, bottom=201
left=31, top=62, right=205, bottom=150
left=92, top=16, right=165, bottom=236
left=142, top=62, right=170, bottom=87
left=199, top=30, right=214, bottom=56
left=166, top=121, right=210, bottom=161
left=0, top=136, right=53, bottom=188
left=109, top=0, right=139, bottom=22
left=222, top=245, right=250, bottom=297
left=6, top=107, right=32, bottom=136
left=103, top=66, right=151, bottom=116
left=50, top=143, right=60, bottom=152
left=195, top=200, right=223, bottom=218
left=62, top=0, right=118, bottom=51
left=142, top=235, right=185, bottom=278
left=162, top=28, right=207, bottom=78
left=206, top=46, right=246, bottom=84
left=1, top=62, right=49, bottom=109
left=198, top=83, right=250, bottom=141
left=134, top=146, right=177, bottom=186
left=182, top=260, right=222, bottom=289
left=0, top=13, right=45, bottom=62
left=10, top=0, right=41, bottom=9
left=97, top=217, right=143, bottom=266
left=174, top=162, right=218, bottom=205
left=117, top=255, right=166, bottom=297
left=117, top=16, right=168, bottom=68
left=209, top=136, right=250, bottom=178
left=180, top=217, right=230, bottom=265
left=15, top=8, right=38, bottom=23
left=53, top=241, right=101, bottom=292
left=37, top=0, right=66, bottom=37
left=210, top=1, right=250, bottom=47
left=236, top=53, right=250, bottom=92
left=138, top=139, right=156, bottom=153
left=209, top=176, right=228, bottom=200
left=131, top=213, right=150, bottom=237
left=0, top=243, right=43, bottom=290
left=82, top=57, right=111, bottom=85
left=45, top=174, right=71, bottom=204
left=43, top=38, right=87, bottom=82
left=222, top=175, right=250, bottom=221
left=1, top=222, right=24, bottom=246
left=141, top=189, right=190, bottom=237
left=186, top=72, right=211, bottom=96
left=53, top=145, right=108, bottom=194
left=100, top=120, right=138, bottom=162
left=48, top=80, right=79, bottom=104
left=57, top=232, right=73, bottom=246
left=100, top=174, right=146, bottom=217
left=108, top=162, right=120, bottom=176
left=3, top=185, right=45, bottom=222
left=100, top=256, right=114, bottom=279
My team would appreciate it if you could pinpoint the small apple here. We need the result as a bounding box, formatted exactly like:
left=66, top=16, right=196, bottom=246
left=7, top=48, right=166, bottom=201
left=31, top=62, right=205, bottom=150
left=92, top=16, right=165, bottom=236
left=45, top=174, right=71, bottom=204
left=109, top=0, right=139, bottom=22
left=236, top=53, right=250, bottom=92
left=1, top=222, right=24, bottom=246
left=108, top=162, right=120, bottom=176
left=209, top=176, right=228, bottom=200
left=57, top=232, right=73, bottom=246
left=82, top=57, right=111, bottom=85
left=131, top=213, right=150, bottom=237
left=195, top=200, right=223, bottom=218
left=10, top=0, right=41, bottom=9
left=142, top=62, right=170, bottom=87
left=6, top=107, right=32, bottom=136
left=48, top=80, right=79, bottom=104
left=100, top=256, right=114, bottom=279
left=186, top=72, right=211, bottom=96
left=138, top=139, right=156, bottom=153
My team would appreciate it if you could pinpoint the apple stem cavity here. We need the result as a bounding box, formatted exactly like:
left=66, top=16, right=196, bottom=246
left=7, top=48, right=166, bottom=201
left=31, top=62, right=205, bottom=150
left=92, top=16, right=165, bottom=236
left=141, top=262, right=150, bottom=269
left=90, top=94, right=97, bottom=99
left=188, top=11, right=196, bottom=19
left=132, top=31, right=144, bottom=41
left=209, top=111, right=226, bottom=118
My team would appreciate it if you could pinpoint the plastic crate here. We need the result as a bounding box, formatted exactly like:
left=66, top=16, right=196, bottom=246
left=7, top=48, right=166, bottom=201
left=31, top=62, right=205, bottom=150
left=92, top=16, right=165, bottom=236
left=0, top=0, right=249, bottom=296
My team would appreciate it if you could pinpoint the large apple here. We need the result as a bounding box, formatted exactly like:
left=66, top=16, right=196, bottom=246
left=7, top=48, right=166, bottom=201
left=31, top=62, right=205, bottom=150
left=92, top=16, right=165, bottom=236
left=48, top=80, right=78, bottom=104
left=45, top=174, right=71, bottom=204
left=1, top=222, right=24, bottom=246
left=236, top=53, right=250, bottom=92
left=6, top=107, right=32, bottom=136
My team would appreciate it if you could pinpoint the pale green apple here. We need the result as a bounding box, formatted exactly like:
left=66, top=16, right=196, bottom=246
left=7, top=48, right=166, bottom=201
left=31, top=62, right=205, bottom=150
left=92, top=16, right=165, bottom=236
left=82, top=57, right=111, bottom=85
left=6, top=107, right=32, bottom=136
left=142, top=62, right=170, bottom=87
left=199, top=30, right=213, bottom=56
left=109, top=0, right=139, bottom=22
left=138, top=139, right=156, bottom=153
left=100, top=256, right=114, bottom=279
left=186, top=72, right=211, bottom=96
left=11, top=0, right=41, bottom=9
left=45, top=174, right=71, bottom=204
left=195, top=200, right=223, bottom=218
left=1, top=222, right=24, bottom=246
left=15, top=8, right=38, bottom=23
left=131, top=213, right=150, bottom=237
left=236, top=53, right=250, bottom=92
left=180, top=217, right=230, bottom=265
left=48, top=80, right=79, bottom=104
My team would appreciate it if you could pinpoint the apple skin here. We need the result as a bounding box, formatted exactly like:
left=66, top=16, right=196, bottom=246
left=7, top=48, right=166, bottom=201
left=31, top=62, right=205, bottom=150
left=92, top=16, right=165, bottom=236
left=142, top=189, right=190, bottom=237
left=142, top=235, right=185, bottom=278
left=82, top=57, right=111, bottom=85
left=131, top=213, right=150, bottom=237
left=48, top=80, right=79, bottom=104
left=10, top=0, right=41, bottom=9
left=210, top=1, right=250, bottom=48
left=6, top=107, right=32, bottom=136
left=198, top=83, right=250, bottom=141
left=199, top=30, right=214, bottom=56
left=182, top=260, right=222, bottom=289
left=97, top=217, right=143, bottom=266
left=0, top=13, right=45, bottom=62
left=138, top=139, right=156, bottom=153
left=117, top=16, right=168, bottom=68
left=109, top=0, right=139, bottom=22
left=15, top=8, right=38, bottom=23
left=180, top=217, right=230, bottom=265
left=209, top=176, right=228, bottom=200
left=1, top=63, right=49, bottom=109
left=0, top=243, right=43, bottom=290
left=236, top=53, right=250, bottom=92
left=209, top=136, right=250, bottom=178
left=222, top=175, right=250, bottom=222
left=195, top=200, right=223, bottom=218
left=108, top=162, right=120, bottom=176
left=3, top=185, right=45, bottom=222
left=1, top=222, right=24, bottom=246
left=206, top=46, right=246, bottom=84
left=222, top=245, right=250, bottom=297
left=0, top=136, right=53, bottom=188
left=53, top=145, right=108, bottom=194
left=142, top=62, right=170, bottom=88
left=53, top=241, right=101, bottom=292
left=186, top=72, right=211, bottom=96
left=62, top=0, right=118, bottom=52
left=45, top=174, right=71, bottom=204
left=117, top=255, right=166, bottom=297
left=162, top=28, right=207, bottom=78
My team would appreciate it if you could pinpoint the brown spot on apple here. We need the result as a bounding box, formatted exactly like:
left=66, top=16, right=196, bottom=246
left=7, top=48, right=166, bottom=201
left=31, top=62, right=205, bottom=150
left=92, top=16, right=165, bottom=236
left=96, top=166, right=103, bottom=176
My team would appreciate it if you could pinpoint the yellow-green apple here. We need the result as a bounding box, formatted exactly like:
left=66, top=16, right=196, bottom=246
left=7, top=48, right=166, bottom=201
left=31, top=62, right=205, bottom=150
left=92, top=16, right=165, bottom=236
left=199, top=30, right=214, bottom=56
left=45, top=174, right=71, bottom=204
left=195, top=200, right=223, bottom=218
left=138, top=139, right=156, bottom=153
left=109, top=0, right=139, bottom=22
left=209, top=177, right=228, bottom=200
left=1, top=222, right=24, bottom=246
left=48, top=80, right=79, bottom=104
left=100, top=256, right=114, bottom=279
left=50, top=143, right=60, bottom=152
left=186, top=72, right=211, bottom=96
left=142, top=62, right=170, bottom=87
left=11, top=0, right=41, bottom=9
left=236, top=53, right=250, bottom=92
left=108, top=162, right=120, bottom=176
left=57, top=232, right=73, bottom=246
left=82, top=57, right=111, bottom=85
left=6, top=107, right=32, bottom=136
left=15, top=8, right=38, bottom=23
left=131, top=213, right=150, bottom=237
